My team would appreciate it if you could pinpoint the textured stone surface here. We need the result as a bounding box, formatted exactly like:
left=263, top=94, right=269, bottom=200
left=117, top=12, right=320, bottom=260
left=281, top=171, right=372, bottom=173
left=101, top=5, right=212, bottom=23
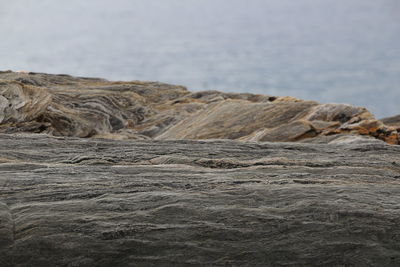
left=0, top=71, right=398, bottom=144
left=1, top=71, right=400, bottom=266
left=0, top=133, right=400, bottom=266
left=382, top=115, right=400, bottom=129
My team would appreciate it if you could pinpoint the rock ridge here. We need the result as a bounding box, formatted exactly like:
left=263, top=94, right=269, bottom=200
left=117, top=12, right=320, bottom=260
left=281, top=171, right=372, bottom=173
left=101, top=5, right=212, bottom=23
left=0, top=71, right=398, bottom=144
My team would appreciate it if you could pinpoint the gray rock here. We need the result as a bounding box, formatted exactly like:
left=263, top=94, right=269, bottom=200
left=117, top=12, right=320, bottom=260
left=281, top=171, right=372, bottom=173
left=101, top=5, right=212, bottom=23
left=381, top=114, right=400, bottom=128
left=1, top=133, right=400, bottom=266
left=0, top=72, right=399, bottom=266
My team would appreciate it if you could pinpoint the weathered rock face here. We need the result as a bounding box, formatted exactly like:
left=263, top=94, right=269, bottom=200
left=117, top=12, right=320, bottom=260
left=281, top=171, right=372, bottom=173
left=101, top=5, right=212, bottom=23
left=0, top=80, right=51, bottom=124
left=0, top=134, right=400, bottom=266
left=0, top=71, right=398, bottom=144
left=382, top=115, right=400, bottom=129
left=1, top=71, right=400, bottom=266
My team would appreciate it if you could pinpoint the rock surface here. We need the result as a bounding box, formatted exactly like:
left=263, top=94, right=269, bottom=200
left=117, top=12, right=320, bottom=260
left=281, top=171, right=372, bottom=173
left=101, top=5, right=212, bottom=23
left=1, top=71, right=400, bottom=266
left=0, top=134, right=400, bottom=266
left=382, top=115, right=400, bottom=129
left=0, top=71, right=398, bottom=144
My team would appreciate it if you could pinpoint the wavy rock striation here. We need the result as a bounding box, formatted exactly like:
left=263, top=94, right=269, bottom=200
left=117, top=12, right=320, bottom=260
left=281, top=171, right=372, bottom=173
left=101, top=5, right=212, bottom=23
left=1, top=71, right=400, bottom=266
left=0, top=134, right=400, bottom=266
left=382, top=115, right=400, bottom=130
left=0, top=71, right=398, bottom=144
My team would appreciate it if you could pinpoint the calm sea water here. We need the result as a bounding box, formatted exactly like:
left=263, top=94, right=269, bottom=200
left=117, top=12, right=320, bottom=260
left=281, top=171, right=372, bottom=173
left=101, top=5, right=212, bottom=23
left=1, top=0, right=399, bottom=117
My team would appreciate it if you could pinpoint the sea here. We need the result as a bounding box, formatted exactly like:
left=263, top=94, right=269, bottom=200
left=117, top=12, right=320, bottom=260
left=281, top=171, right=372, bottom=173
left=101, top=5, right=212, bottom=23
left=0, top=0, right=399, bottom=118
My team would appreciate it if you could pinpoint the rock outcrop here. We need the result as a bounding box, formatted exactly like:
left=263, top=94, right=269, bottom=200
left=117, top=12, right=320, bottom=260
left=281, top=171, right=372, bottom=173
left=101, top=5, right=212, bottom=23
left=1, top=71, right=400, bottom=266
left=382, top=115, right=400, bottom=130
left=0, top=134, right=400, bottom=266
left=0, top=71, right=398, bottom=144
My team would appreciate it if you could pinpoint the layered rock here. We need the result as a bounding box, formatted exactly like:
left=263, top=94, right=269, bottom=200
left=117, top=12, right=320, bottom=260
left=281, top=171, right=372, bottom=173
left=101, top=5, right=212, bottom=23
left=0, top=71, right=398, bottom=144
left=1, top=134, right=400, bottom=266
left=1, top=71, right=400, bottom=266
left=382, top=114, right=400, bottom=130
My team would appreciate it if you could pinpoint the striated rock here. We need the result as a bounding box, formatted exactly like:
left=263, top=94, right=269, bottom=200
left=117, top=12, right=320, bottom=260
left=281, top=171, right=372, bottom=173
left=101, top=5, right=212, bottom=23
left=0, top=80, right=51, bottom=124
left=1, top=134, right=400, bottom=266
left=157, top=99, right=317, bottom=140
left=244, top=120, right=317, bottom=142
left=382, top=114, right=400, bottom=129
left=0, top=71, right=398, bottom=144
left=1, top=71, right=400, bottom=266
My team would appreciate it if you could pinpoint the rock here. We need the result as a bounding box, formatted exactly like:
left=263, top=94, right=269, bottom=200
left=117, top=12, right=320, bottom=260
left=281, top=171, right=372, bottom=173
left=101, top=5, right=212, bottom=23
left=381, top=114, right=400, bottom=129
left=241, top=120, right=316, bottom=142
left=1, top=71, right=400, bottom=265
left=0, top=80, right=51, bottom=124
left=157, top=99, right=318, bottom=140
left=0, top=71, right=398, bottom=144
left=0, top=133, right=400, bottom=266
left=305, top=103, right=368, bottom=122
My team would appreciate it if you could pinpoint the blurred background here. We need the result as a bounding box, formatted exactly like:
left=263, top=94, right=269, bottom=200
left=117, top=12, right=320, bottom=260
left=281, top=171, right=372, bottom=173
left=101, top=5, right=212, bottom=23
left=0, top=0, right=399, bottom=118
